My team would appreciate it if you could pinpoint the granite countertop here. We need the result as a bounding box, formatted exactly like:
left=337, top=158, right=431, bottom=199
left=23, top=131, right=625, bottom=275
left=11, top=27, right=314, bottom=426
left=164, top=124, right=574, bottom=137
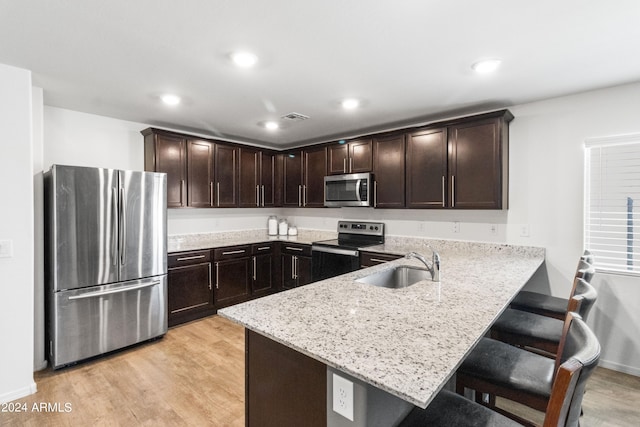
left=219, top=238, right=545, bottom=409
left=168, top=229, right=337, bottom=252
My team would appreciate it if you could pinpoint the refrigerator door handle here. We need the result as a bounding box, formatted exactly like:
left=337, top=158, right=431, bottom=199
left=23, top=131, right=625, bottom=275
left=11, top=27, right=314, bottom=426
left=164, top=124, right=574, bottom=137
left=119, top=186, right=126, bottom=265
left=67, top=280, right=161, bottom=300
left=111, top=187, right=118, bottom=265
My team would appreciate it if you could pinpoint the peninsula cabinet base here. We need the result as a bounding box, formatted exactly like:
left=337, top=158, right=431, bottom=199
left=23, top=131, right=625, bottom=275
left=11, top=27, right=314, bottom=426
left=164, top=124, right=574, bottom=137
left=246, top=330, right=326, bottom=427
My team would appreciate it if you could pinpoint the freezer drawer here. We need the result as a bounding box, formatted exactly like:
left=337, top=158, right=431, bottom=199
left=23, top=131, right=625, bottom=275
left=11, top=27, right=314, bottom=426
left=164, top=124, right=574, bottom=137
left=48, top=275, right=167, bottom=369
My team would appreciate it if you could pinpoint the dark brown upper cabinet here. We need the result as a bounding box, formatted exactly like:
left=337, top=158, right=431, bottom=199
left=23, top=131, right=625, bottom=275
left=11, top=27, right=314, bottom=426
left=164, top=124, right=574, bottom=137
left=187, top=139, right=215, bottom=208
left=143, top=130, right=187, bottom=208
left=372, top=133, right=406, bottom=208
left=283, top=147, right=327, bottom=207
left=239, top=148, right=276, bottom=208
left=406, top=128, right=448, bottom=208
left=214, top=144, right=239, bottom=207
left=447, top=111, right=512, bottom=209
left=327, top=138, right=372, bottom=175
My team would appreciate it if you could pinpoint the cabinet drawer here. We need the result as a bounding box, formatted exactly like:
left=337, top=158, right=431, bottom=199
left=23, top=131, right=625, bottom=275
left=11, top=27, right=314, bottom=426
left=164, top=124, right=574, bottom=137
left=252, top=242, right=274, bottom=255
left=360, top=251, right=403, bottom=268
left=281, top=243, right=312, bottom=257
left=214, top=244, right=251, bottom=260
left=168, top=250, right=212, bottom=268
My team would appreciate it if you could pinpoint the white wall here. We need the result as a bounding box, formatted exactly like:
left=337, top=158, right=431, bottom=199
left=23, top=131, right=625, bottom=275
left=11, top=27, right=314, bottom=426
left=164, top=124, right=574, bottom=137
left=40, top=83, right=640, bottom=376
left=0, top=64, right=36, bottom=403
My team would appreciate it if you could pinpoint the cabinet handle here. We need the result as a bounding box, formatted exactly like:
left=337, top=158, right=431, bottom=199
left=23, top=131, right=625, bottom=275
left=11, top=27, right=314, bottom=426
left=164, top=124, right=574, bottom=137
left=294, top=255, right=298, bottom=279
left=374, top=181, right=378, bottom=208
left=210, top=182, right=214, bottom=207
left=253, top=256, right=257, bottom=281
left=451, top=175, right=455, bottom=208
left=291, top=255, right=295, bottom=279
left=176, top=254, right=206, bottom=261
left=257, top=246, right=270, bottom=251
left=256, top=185, right=260, bottom=207
left=343, top=158, right=347, bottom=173
left=298, top=185, right=302, bottom=207
left=349, top=157, right=353, bottom=173
left=216, top=182, right=220, bottom=207
left=208, top=263, right=212, bottom=290
left=215, top=262, right=219, bottom=289
left=181, top=180, right=185, bottom=207
left=441, top=176, right=446, bottom=208
left=261, top=185, right=265, bottom=207
left=285, top=246, right=303, bottom=252
left=222, top=249, right=246, bottom=255
left=303, top=184, right=307, bottom=207
left=369, top=258, right=390, bottom=264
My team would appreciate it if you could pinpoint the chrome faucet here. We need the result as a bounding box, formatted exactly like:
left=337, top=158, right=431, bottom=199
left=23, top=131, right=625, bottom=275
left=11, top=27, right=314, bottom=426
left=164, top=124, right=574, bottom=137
left=406, top=249, right=440, bottom=282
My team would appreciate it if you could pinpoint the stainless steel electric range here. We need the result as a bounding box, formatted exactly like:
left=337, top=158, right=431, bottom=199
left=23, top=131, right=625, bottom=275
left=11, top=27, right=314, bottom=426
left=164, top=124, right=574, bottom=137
left=311, top=221, right=385, bottom=282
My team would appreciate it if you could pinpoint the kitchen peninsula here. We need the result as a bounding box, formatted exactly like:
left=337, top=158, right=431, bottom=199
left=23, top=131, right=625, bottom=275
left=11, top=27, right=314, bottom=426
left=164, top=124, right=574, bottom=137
left=219, top=236, right=544, bottom=426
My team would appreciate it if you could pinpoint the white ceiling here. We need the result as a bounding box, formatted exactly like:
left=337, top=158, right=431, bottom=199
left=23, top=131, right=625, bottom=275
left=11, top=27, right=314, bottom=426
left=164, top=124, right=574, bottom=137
left=2, top=1, right=640, bottom=148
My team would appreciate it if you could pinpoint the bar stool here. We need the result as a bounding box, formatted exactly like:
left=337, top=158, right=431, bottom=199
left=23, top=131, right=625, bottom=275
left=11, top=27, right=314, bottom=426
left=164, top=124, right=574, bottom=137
left=491, top=278, right=597, bottom=355
left=510, top=256, right=595, bottom=320
left=454, top=312, right=599, bottom=424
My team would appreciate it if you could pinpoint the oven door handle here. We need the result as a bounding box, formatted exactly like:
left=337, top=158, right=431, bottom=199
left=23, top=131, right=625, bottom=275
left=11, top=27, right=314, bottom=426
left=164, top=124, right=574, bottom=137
left=311, top=245, right=359, bottom=257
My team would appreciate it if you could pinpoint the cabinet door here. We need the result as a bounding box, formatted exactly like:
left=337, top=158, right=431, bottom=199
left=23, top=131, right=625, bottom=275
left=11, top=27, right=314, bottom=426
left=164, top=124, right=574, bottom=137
left=348, top=138, right=373, bottom=173
left=406, top=128, right=447, bottom=208
left=373, top=134, right=406, bottom=208
left=168, top=263, right=213, bottom=326
left=252, top=254, right=273, bottom=294
left=281, top=254, right=296, bottom=289
left=187, top=139, right=215, bottom=208
left=448, top=118, right=503, bottom=209
left=296, top=256, right=313, bottom=286
left=303, top=146, right=327, bottom=207
left=261, top=152, right=276, bottom=207
left=215, top=144, right=239, bottom=207
left=152, top=133, right=186, bottom=208
left=215, top=258, right=250, bottom=307
left=328, top=144, right=348, bottom=175
left=283, top=151, right=303, bottom=206
left=239, top=148, right=260, bottom=208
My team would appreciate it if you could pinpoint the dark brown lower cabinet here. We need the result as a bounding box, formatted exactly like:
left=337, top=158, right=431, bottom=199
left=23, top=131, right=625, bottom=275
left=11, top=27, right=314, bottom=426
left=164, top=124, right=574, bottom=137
left=246, top=330, right=326, bottom=427
left=281, top=244, right=312, bottom=290
left=167, top=250, right=214, bottom=327
left=214, top=245, right=251, bottom=309
left=251, top=243, right=274, bottom=296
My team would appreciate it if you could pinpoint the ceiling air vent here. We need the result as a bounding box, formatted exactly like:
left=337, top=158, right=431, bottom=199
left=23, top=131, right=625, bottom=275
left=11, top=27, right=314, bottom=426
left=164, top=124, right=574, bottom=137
left=281, top=112, right=310, bottom=122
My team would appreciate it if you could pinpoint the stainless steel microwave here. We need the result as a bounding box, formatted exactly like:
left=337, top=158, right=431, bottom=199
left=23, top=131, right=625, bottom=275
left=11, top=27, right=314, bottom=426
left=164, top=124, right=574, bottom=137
left=324, top=172, right=373, bottom=207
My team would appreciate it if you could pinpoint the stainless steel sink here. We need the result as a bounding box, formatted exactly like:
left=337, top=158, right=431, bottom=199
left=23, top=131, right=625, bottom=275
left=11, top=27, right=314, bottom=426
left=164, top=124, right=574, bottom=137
left=356, top=266, right=431, bottom=289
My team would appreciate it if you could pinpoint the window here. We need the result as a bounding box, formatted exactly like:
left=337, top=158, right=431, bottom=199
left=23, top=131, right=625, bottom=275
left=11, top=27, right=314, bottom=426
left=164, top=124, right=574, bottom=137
left=585, top=134, right=640, bottom=275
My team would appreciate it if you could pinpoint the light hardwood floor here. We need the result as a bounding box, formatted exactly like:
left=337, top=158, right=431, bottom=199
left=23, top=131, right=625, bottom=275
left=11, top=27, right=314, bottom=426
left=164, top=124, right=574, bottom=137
left=2, top=316, right=639, bottom=426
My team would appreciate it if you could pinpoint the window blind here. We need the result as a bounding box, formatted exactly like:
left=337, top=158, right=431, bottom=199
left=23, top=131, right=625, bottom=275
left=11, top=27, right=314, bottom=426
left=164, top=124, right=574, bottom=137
left=585, top=134, right=640, bottom=275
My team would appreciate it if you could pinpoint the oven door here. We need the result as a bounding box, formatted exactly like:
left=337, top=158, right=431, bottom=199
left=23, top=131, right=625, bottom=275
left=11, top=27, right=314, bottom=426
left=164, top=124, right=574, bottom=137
left=311, top=246, right=360, bottom=282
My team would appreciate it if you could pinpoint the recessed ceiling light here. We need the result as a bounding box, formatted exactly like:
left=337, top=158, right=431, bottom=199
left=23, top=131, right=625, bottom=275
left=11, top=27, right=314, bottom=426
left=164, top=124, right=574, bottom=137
left=264, top=121, right=279, bottom=130
left=161, top=94, right=181, bottom=106
left=471, top=58, right=502, bottom=73
left=231, top=51, right=258, bottom=68
left=341, top=98, right=360, bottom=110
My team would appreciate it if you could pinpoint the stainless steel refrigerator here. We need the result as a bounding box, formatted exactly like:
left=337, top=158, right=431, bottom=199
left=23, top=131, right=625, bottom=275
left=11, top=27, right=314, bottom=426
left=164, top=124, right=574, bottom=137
left=44, top=164, right=168, bottom=369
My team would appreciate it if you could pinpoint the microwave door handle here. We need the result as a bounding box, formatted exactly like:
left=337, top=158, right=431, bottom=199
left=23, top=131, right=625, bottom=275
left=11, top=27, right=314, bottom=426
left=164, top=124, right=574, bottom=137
left=355, top=179, right=362, bottom=202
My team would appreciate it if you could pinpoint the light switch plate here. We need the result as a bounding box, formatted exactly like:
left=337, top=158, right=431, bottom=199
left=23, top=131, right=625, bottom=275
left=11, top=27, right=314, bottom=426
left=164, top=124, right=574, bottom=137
left=332, top=373, right=354, bottom=421
left=0, top=240, right=13, bottom=258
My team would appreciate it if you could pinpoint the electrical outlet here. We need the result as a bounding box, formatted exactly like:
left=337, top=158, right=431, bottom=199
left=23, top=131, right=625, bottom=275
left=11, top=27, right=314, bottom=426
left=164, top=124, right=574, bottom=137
left=0, top=240, right=13, bottom=258
left=489, top=224, right=498, bottom=234
left=520, top=224, right=530, bottom=237
left=332, top=373, right=354, bottom=421
left=452, top=221, right=460, bottom=233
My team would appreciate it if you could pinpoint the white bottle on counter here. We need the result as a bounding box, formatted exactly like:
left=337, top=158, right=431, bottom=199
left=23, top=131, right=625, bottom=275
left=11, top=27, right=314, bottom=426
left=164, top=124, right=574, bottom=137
left=278, top=219, right=288, bottom=236
left=268, top=216, right=278, bottom=235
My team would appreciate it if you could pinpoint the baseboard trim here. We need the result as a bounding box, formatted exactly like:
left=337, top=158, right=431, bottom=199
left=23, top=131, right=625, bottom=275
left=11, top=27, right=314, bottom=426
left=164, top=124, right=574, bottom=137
left=598, top=359, right=640, bottom=377
left=0, top=381, right=38, bottom=404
